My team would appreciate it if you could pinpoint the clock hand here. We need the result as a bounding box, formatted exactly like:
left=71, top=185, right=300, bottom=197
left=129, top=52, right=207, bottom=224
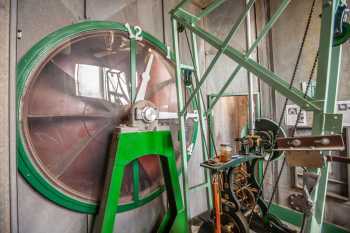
left=158, top=111, right=198, bottom=120
left=135, top=53, right=154, bottom=101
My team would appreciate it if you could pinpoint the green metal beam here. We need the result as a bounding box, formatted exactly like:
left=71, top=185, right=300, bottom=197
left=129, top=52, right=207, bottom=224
left=93, top=130, right=189, bottom=233
left=178, top=0, right=257, bottom=116
left=305, top=1, right=343, bottom=232
left=172, top=2, right=320, bottom=113
left=189, top=32, right=213, bottom=209
left=171, top=17, right=191, bottom=220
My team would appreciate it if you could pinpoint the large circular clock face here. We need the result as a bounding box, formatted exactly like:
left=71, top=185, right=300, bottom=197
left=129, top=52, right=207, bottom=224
left=17, top=21, right=198, bottom=213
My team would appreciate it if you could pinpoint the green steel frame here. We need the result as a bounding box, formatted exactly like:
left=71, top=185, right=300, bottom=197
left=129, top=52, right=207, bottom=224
left=16, top=20, right=199, bottom=214
left=170, top=0, right=347, bottom=232
left=93, top=130, right=189, bottom=233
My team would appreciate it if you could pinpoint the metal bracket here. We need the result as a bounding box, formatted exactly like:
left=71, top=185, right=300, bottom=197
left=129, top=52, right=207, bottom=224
left=324, top=113, right=343, bottom=134
left=276, top=134, right=345, bottom=151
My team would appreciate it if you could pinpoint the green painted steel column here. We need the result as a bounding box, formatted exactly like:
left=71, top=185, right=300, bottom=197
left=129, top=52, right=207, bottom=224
left=305, top=1, right=343, bottom=232
left=190, top=32, right=213, bottom=210
left=93, top=130, right=189, bottom=233
left=171, top=17, right=191, bottom=222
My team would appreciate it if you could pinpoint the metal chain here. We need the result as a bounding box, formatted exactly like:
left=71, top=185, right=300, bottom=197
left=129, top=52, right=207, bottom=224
left=248, top=0, right=318, bottom=225
left=266, top=52, right=319, bottom=212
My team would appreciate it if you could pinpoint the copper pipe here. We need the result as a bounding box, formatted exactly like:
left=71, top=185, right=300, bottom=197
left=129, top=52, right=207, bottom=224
left=212, top=174, right=221, bottom=233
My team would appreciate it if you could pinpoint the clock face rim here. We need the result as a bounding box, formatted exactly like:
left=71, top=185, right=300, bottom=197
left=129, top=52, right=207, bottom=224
left=17, top=21, right=198, bottom=214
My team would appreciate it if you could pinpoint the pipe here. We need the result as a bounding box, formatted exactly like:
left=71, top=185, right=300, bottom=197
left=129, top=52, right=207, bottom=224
left=212, top=174, right=221, bottom=233
left=245, top=0, right=255, bottom=135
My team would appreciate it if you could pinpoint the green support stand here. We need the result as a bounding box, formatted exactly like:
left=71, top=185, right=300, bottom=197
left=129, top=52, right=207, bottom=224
left=93, top=128, right=189, bottom=233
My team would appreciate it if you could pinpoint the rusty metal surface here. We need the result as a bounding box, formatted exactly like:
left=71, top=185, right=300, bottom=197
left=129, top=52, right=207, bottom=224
left=276, top=135, right=345, bottom=151
left=286, top=151, right=324, bottom=168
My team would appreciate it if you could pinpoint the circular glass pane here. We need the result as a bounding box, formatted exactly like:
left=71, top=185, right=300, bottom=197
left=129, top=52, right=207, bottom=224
left=19, top=29, right=196, bottom=206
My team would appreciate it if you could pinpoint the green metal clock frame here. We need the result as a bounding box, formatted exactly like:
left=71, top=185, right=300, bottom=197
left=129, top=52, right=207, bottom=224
left=16, top=20, right=199, bottom=214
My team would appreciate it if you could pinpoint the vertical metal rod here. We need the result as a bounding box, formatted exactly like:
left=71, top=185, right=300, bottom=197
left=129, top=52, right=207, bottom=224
left=9, top=0, right=18, bottom=232
left=208, top=0, right=291, bottom=112
left=130, top=38, right=137, bottom=103
left=83, top=0, right=88, bottom=19
left=327, top=46, right=342, bottom=112
left=171, top=18, right=190, bottom=220
left=129, top=36, right=140, bottom=207
left=245, top=0, right=255, bottom=134
left=212, top=174, right=221, bottom=233
left=180, top=0, right=256, bottom=115
left=190, top=32, right=213, bottom=209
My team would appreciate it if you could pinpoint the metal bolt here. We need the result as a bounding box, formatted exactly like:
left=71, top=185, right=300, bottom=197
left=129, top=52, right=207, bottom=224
left=17, top=30, right=22, bottom=40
